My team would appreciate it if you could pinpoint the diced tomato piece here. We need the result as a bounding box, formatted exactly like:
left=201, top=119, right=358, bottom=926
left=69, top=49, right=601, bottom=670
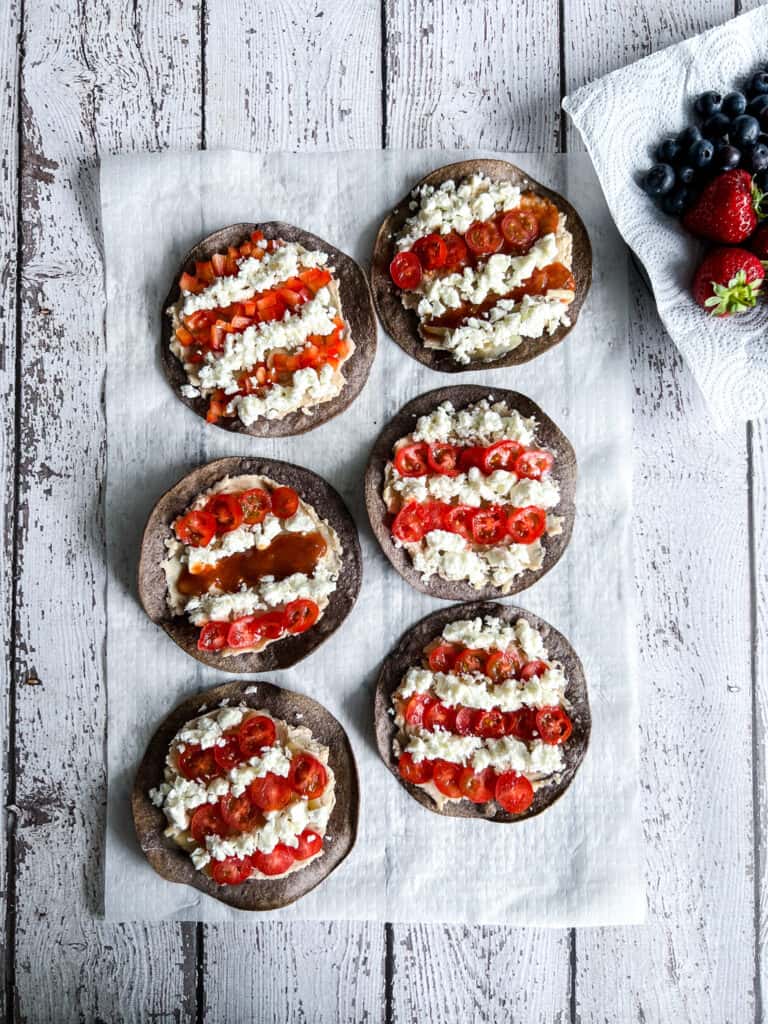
left=298, top=342, right=323, bottom=370
left=213, top=734, right=241, bottom=772
left=426, top=442, right=460, bottom=477
left=470, top=505, right=508, bottom=545
left=205, top=493, right=244, bottom=534
left=484, top=650, right=516, bottom=682
left=459, top=767, right=496, bottom=803
left=175, top=326, right=194, bottom=346
left=495, top=771, right=535, bottom=814
left=423, top=702, right=456, bottom=733
left=403, top=693, right=436, bottom=729
left=219, top=791, right=263, bottom=833
left=248, top=772, right=293, bottom=812
left=197, top=621, right=229, bottom=652
left=427, top=643, right=461, bottom=673
left=432, top=760, right=463, bottom=798
left=230, top=315, right=253, bottom=330
left=251, top=844, right=296, bottom=877
left=243, top=300, right=257, bottom=315
left=545, top=262, right=576, bottom=290
left=284, top=598, right=320, bottom=634
left=507, top=506, right=547, bottom=544
left=389, top=251, right=423, bottom=290
left=185, top=309, right=215, bottom=331
left=175, top=510, right=217, bottom=547
left=189, top=803, right=228, bottom=845
left=398, top=752, right=433, bottom=784
left=443, top=232, right=470, bottom=271
left=293, top=829, right=323, bottom=860
left=251, top=229, right=265, bottom=245
left=256, top=291, right=288, bottom=323
left=267, top=351, right=300, bottom=382
left=211, top=252, right=230, bottom=277
left=514, top=449, right=554, bottom=480
left=442, top=504, right=475, bottom=541
left=393, top=442, right=430, bottom=477
left=239, top=487, right=272, bottom=524
left=454, top=706, right=479, bottom=735
left=226, top=615, right=262, bottom=650
left=391, top=501, right=430, bottom=544
left=299, top=267, right=332, bottom=294
left=271, top=486, right=299, bottom=519
left=481, top=440, right=524, bottom=474
left=475, top=708, right=506, bottom=739
left=412, top=233, right=448, bottom=271
left=178, top=744, right=218, bottom=782
left=465, top=220, right=503, bottom=257
left=179, top=271, right=203, bottom=294
left=195, top=260, right=215, bottom=284
left=238, top=714, right=277, bottom=756
left=206, top=398, right=227, bottom=424
left=453, top=649, right=486, bottom=674
left=500, top=210, right=539, bottom=253
left=279, top=286, right=306, bottom=309
left=211, top=855, right=253, bottom=886
left=289, top=753, right=328, bottom=800
left=520, top=660, right=549, bottom=681
left=505, top=707, right=539, bottom=741
left=535, top=706, right=573, bottom=745
left=520, top=192, right=560, bottom=234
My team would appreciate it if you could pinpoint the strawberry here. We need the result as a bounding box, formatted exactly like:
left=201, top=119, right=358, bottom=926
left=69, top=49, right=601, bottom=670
left=749, top=222, right=768, bottom=260
left=691, top=247, right=764, bottom=317
left=682, top=170, right=758, bottom=243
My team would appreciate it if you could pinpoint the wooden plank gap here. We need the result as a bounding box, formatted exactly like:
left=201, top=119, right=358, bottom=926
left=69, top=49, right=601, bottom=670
left=384, top=921, right=394, bottom=1024
left=380, top=0, right=388, bottom=149
left=200, top=0, right=207, bottom=149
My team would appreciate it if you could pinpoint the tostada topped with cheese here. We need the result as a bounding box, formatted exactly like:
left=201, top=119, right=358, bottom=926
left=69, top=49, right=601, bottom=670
left=375, top=603, right=590, bottom=821
left=139, top=457, right=362, bottom=672
left=162, top=222, right=376, bottom=436
left=365, top=386, right=576, bottom=601
left=370, top=160, right=591, bottom=372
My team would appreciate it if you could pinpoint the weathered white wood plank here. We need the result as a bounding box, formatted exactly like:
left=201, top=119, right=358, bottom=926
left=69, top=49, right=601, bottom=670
left=384, top=3, right=572, bottom=1022
left=565, top=4, right=756, bottom=1022
left=205, top=0, right=382, bottom=152
left=751, top=420, right=767, bottom=1021
left=0, top=2, right=20, bottom=1021
left=13, top=1, right=200, bottom=1019
left=201, top=4, right=387, bottom=1022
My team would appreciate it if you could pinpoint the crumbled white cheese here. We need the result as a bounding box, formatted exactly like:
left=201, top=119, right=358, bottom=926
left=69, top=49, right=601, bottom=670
left=233, top=363, right=339, bottom=425
left=411, top=398, right=536, bottom=446
left=396, top=174, right=523, bottom=250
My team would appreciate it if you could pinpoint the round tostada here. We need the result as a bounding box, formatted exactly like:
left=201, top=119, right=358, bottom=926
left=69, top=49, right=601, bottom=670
left=375, top=602, right=590, bottom=822
left=133, top=678, right=359, bottom=911
left=138, top=457, right=362, bottom=671
left=370, top=159, right=592, bottom=371
left=365, top=385, right=576, bottom=601
left=162, top=222, right=377, bottom=435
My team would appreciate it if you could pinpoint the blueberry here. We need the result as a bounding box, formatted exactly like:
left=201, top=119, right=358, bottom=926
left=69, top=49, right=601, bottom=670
left=722, top=91, right=747, bottom=119
left=694, top=90, right=722, bottom=119
left=713, top=142, right=741, bottom=172
left=747, top=71, right=768, bottom=98
left=747, top=143, right=768, bottom=173
left=747, top=93, right=768, bottom=117
left=661, top=186, right=690, bottom=217
left=676, top=164, right=696, bottom=185
left=642, top=163, right=676, bottom=197
left=702, top=113, right=731, bottom=141
left=754, top=168, right=768, bottom=193
left=687, top=138, right=714, bottom=168
left=731, top=114, right=760, bottom=147
left=677, top=124, right=702, bottom=149
left=757, top=107, right=768, bottom=133
left=656, top=137, right=681, bottom=164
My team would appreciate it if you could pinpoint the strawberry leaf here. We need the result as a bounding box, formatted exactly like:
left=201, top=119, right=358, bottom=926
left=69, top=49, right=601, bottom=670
left=703, top=268, right=762, bottom=316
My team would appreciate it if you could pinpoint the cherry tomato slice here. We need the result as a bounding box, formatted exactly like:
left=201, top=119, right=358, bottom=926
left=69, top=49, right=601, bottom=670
left=427, top=643, right=461, bottom=673
left=253, top=611, right=286, bottom=640
left=238, top=714, right=277, bottom=757
left=465, top=220, right=503, bottom=257
left=392, top=501, right=430, bottom=544
left=213, top=735, right=242, bottom=772
left=289, top=753, right=328, bottom=800
left=398, top=752, right=433, bottom=784
left=500, top=210, right=539, bottom=253
left=443, top=232, right=470, bottom=271
left=175, top=510, right=217, bottom=547
left=459, top=766, right=496, bottom=803
left=239, top=487, right=272, bottom=524
left=514, top=449, right=554, bottom=480
left=454, top=706, right=479, bottom=735
left=393, top=442, right=430, bottom=477
left=248, top=772, right=293, bottom=812
left=271, top=486, right=299, bottom=518
left=458, top=446, right=485, bottom=471
left=481, top=440, right=524, bottom=474
left=218, top=792, right=263, bottom=833
left=403, top=693, right=436, bottom=728
left=251, top=844, right=296, bottom=877
left=412, top=233, right=448, bottom=270
left=205, top=493, right=244, bottom=534
left=226, top=615, right=262, bottom=650
left=197, top=621, right=229, bottom=652
left=189, top=803, right=228, bottom=845
left=453, top=649, right=486, bottom=674
left=535, top=706, right=573, bottom=745
left=293, top=829, right=323, bottom=861
left=475, top=708, right=506, bottom=739
left=443, top=504, right=476, bottom=541
left=421, top=501, right=448, bottom=532
left=505, top=707, right=539, bottom=741
left=520, top=660, right=549, bottom=681
left=495, top=771, right=535, bottom=814
left=178, top=745, right=218, bottom=781
left=423, top=702, right=457, bottom=733
left=390, top=251, right=423, bottom=290
left=284, top=598, right=320, bottom=634
left=211, top=855, right=253, bottom=886
left=470, top=505, right=508, bottom=545
left=432, top=759, right=463, bottom=798
left=426, top=442, right=460, bottom=477
left=484, top=650, right=516, bottom=682
left=507, top=506, right=547, bottom=544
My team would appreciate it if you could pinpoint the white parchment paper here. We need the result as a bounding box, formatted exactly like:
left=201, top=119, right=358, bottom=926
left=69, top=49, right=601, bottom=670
left=563, top=6, right=768, bottom=428
left=102, top=149, right=644, bottom=926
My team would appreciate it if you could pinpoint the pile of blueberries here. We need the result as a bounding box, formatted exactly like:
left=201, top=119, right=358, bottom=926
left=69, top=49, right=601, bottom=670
left=642, top=70, right=768, bottom=215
